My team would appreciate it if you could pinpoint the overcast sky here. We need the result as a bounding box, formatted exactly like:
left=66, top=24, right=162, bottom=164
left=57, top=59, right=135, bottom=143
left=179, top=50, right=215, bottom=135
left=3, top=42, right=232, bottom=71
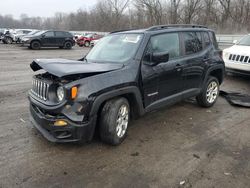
left=0, top=0, right=98, bottom=19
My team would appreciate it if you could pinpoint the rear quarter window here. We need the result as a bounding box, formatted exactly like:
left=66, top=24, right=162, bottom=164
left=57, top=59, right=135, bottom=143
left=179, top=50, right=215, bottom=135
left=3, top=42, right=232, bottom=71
left=209, top=31, right=219, bottom=49
left=183, top=32, right=203, bottom=55
left=202, top=32, right=211, bottom=48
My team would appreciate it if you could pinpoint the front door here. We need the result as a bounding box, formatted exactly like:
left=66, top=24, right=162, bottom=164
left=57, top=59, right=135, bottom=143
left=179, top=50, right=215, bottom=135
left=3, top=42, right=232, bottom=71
left=41, top=31, right=55, bottom=46
left=141, top=32, right=184, bottom=109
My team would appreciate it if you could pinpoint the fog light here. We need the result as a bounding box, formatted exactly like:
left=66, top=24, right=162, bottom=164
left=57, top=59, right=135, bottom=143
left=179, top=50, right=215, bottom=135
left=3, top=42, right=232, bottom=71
left=54, top=120, right=68, bottom=126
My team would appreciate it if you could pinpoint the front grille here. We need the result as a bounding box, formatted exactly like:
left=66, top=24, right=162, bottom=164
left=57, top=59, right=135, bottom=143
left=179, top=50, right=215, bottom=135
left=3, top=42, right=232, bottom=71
left=229, top=54, right=250, bottom=63
left=31, top=79, right=49, bottom=101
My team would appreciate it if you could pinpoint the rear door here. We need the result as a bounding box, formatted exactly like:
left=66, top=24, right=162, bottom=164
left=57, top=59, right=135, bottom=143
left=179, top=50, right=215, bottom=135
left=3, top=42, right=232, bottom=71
left=180, top=31, right=207, bottom=93
left=55, top=31, right=66, bottom=46
left=41, top=31, right=56, bottom=46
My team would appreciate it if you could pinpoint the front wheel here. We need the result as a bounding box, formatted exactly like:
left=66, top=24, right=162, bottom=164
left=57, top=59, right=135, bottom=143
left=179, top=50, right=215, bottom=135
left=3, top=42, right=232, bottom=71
left=64, top=41, right=72, bottom=49
left=196, top=76, right=219, bottom=107
left=99, top=98, right=130, bottom=145
left=31, top=41, right=41, bottom=50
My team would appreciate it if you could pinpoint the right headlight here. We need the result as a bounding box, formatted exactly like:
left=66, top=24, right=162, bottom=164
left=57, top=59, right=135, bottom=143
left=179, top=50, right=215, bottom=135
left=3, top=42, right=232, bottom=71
left=56, top=86, right=65, bottom=102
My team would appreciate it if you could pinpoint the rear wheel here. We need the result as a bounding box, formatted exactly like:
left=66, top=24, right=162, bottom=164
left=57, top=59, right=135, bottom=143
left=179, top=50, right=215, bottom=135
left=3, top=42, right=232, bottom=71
left=31, top=41, right=41, bottom=50
left=84, top=41, right=90, bottom=47
left=99, top=98, right=130, bottom=145
left=196, top=76, right=219, bottom=107
left=5, top=37, right=13, bottom=44
left=64, top=41, right=72, bottom=49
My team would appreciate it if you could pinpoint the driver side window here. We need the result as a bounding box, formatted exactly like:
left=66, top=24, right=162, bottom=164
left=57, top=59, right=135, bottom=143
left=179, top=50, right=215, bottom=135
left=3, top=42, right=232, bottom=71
left=44, top=31, right=54, bottom=37
left=149, top=33, right=180, bottom=60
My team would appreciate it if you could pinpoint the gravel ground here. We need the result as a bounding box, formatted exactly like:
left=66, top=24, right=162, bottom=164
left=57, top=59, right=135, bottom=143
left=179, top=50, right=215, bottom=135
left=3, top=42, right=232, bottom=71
left=0, top=44, right=250, bottom=188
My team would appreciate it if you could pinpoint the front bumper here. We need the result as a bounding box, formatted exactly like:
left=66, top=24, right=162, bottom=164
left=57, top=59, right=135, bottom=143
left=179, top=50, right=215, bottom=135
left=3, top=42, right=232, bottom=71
left=225, top=60, right=250, bottom=72
left=29, top=101, right=96, bottom=143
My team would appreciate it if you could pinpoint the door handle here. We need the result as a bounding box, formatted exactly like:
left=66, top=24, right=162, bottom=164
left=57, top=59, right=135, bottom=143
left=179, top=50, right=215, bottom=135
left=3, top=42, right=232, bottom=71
left=203, top=57, right=210, bottom=62
left=175, top=64, right=182, bottom=72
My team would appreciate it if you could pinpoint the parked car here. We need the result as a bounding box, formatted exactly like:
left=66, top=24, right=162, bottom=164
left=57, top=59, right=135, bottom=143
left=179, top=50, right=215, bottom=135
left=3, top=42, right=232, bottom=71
left=0, top=29, right=6, bottom=42
left=15, top=29, right=38, bottom=43
left=29, top=25, right=224, bottom=145
left=1, top=30, right=12, bottom=44
left=22, top=30, right=75, bottom=50
left=77, top=33, right=103, bottom=47
left=19, top=30, right=41, bottom=43
left=14, top=29, right=34, bottom=43
left=90, top=38, right=101, bottom=47
left=223, top=34, right=250, bottom=75
left=70, top=32, right=85, bottom=41
left=2, top=29, right=33, bottom=44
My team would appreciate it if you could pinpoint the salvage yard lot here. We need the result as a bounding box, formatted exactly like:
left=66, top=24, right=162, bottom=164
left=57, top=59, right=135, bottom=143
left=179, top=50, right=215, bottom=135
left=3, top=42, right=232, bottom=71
left=0, top=44, right=250, bottom=188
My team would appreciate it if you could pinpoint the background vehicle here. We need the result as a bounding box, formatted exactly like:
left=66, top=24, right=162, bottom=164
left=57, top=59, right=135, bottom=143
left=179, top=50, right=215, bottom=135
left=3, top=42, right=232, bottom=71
left=223, top=34, right=250, bottom=75
left=19, top=30, right=41, bottom=43
left=2, top=29, right=33, bottom=44
left=0, top=29, right=6, bottom=42
left=90, top=39, right=101, bottom=47
left=22, top=30, right=75, bottom=50
left=15, top=29, right=36, bottom=43
left=76, top=33, right=103, bottom=47
left=29, top=25, right=224, bottom=145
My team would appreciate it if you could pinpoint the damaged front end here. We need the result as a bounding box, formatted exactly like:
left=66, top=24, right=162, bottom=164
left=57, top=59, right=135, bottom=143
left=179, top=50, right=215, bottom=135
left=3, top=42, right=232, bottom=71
left=29, top=58, right=122, bottom=143
left=29, top=71, right=95, bottom=143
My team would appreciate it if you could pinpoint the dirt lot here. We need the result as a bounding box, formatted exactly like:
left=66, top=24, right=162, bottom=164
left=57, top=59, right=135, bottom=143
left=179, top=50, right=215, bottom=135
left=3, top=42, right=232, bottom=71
left=0, top=44, right=250, bottom=188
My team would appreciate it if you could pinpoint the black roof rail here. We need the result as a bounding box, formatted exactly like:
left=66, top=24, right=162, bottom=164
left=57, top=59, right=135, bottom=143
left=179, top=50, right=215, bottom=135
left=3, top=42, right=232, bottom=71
left=147, top=24, right=207, bottom=31
left=110, top=29, right=135, bottom=34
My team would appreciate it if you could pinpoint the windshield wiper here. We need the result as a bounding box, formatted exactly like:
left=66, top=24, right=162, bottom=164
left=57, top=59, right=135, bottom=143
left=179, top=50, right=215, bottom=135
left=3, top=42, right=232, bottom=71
left=78, top=55, right=88, bottom=62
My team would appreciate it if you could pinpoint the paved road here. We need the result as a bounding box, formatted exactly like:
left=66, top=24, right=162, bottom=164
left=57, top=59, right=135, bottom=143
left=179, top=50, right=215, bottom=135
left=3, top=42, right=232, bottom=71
left=0, top=44, right=250, bottom=188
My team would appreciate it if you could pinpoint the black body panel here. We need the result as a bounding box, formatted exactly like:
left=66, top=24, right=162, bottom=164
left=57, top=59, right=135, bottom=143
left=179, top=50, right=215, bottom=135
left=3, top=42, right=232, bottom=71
left=28, top=25, right=225, bottom=143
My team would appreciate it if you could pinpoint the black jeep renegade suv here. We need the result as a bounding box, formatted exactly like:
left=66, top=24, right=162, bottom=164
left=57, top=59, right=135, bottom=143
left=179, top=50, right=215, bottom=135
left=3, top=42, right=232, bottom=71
left=29, top=25, right=225, bottom=145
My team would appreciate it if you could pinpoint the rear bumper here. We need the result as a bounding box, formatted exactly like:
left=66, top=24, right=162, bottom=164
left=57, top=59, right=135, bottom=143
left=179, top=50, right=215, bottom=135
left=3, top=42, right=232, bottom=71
left=29, top=103, right=96, bottom=143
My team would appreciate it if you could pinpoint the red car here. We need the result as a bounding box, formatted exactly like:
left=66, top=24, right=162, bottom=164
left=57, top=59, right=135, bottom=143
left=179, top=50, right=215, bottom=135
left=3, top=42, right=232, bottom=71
left=77, top=33, right=103, bottom=47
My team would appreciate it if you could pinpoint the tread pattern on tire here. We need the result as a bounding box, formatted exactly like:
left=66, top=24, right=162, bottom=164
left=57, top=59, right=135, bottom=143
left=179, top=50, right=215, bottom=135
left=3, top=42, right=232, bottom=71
left=99, top=97, right=130, bottom=145
left=196, top=76, right=219, bottom=108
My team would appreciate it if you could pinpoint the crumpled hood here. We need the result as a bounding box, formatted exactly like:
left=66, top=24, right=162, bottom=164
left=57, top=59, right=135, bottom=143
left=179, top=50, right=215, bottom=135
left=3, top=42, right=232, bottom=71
left=30, top=58, right=124, bottom=77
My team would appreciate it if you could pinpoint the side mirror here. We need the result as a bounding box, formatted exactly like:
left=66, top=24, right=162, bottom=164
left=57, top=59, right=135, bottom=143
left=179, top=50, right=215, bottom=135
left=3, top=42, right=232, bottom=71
left=41, top=34, right=45, bottom=38
left=233, top=40, right=238, bottom=44
left=152, top=51, right=169, bottom=65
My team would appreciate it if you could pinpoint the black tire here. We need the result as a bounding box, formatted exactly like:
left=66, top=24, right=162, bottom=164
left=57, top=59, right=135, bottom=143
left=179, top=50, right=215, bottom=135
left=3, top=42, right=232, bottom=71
left=84, top=41, right=90, bottom=47
left=196, top=76, right=219, bottom=107
left=5, top=37, right=13, bottom=44
left=99, top=97, right=130, bottom=145
left=64, top=41, right=72, bottom=49
left=31, top=41, right=41, bottom=50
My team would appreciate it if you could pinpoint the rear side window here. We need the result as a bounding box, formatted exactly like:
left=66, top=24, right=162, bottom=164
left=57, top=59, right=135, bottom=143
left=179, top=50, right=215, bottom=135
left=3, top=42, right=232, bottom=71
left=44, top=31, right=54, bottom=37
left=55, top=31, right=66, bottom=37
left=150, top=32, right=180, bottom=60
left=209, top=31, right=218, bottom=49
left=183, top=32, right=203, bottom=55
left=203, top=32, right=211, bottom=48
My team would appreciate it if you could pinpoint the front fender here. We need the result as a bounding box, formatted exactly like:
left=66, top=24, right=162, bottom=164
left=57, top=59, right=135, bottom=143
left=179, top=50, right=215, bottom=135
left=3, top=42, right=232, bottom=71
left=89, top=86, right=145, bottom=118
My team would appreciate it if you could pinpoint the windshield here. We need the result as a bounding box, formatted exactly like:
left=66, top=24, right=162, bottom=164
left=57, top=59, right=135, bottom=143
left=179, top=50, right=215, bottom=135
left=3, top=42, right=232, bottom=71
left=33, top=30, right=46, bottom=36
left=86, top=33, right=143, bottom=64
left=28, top=30, right=39, bottom=35
left=237, top=35, right=250, bottom=46
left=85, top=34, right=93, bottom=38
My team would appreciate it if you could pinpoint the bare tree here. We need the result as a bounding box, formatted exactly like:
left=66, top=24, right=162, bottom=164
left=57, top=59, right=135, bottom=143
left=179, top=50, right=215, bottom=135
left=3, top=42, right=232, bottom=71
left=1, top=0, right=250, bottom=33
left=182, top=0, right=203, bottom=24
left=169, top=0, right=181, bottom=24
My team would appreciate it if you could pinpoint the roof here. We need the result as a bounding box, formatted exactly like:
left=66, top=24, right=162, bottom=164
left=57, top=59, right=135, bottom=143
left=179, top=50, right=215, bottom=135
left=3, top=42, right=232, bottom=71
left=111, top=24, right=211, bottom=35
